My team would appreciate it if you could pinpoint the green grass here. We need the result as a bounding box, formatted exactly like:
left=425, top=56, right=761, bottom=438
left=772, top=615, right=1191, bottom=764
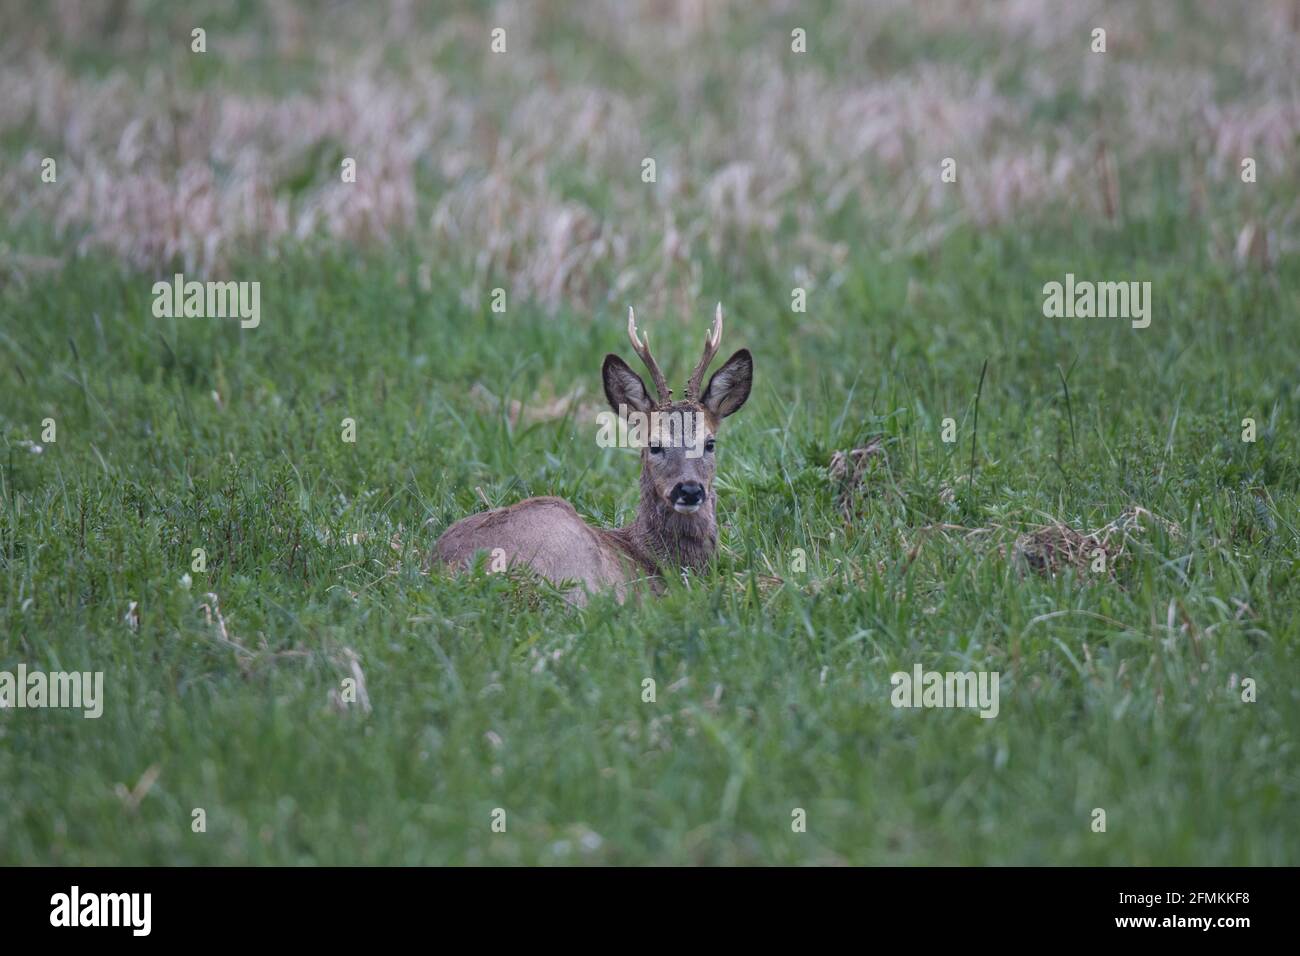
left=1, top=220, right=1297, bottom=865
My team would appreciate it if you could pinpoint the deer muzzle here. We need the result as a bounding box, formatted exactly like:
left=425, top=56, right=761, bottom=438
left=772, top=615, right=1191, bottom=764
left=671, top=480, right=706, bottom=513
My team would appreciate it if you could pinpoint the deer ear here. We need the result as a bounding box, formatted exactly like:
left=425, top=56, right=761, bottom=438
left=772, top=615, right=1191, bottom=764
left=603, top=354, right=655, bottom=415
left=700, top=349, right=752, bottom=419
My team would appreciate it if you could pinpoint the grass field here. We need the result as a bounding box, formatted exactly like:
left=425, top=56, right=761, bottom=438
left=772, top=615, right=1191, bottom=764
left=2, top=1, right=1298, bottom=865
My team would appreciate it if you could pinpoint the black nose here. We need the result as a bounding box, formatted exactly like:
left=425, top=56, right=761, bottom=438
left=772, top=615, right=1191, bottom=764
left=674, top=481, right=705, bottom=505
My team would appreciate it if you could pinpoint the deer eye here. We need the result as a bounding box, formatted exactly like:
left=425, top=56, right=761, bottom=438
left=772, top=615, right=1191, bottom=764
left=704, top=439, right=716, bottom=453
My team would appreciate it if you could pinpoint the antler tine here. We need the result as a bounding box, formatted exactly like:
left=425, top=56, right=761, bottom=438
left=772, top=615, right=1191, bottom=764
left=685, top=302, right=724, bottom=401
left=627, top=307, right=672, bottom=404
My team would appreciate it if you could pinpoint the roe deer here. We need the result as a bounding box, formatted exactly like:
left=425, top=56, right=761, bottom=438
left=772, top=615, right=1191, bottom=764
left=432, top=305, right=753, bottom=604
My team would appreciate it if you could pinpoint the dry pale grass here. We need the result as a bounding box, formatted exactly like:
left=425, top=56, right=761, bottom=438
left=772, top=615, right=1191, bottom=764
left=828, top=438, right=888, bottom=523
left=1009, top=505, right=1181, bottom=580
left=2, top=0, right=1298, bottom=307
left=893, top=506, right=1180, bottom=583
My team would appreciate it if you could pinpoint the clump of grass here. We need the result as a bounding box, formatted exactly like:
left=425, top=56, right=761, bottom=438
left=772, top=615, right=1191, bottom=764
left=1009, top=505, right=1180, bottom=581
left=828, top=438, right=888, bottom=522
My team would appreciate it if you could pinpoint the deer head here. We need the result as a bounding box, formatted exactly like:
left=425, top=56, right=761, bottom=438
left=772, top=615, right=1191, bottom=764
left=601, top=305, right=752, bottom=564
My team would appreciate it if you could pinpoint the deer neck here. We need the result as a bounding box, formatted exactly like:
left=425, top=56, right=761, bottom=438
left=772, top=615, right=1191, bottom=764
left=621, top=468, right=718, bottom=572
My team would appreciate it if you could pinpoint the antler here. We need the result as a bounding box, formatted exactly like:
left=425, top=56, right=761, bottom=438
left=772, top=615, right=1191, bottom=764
left=627, top=307, right=672, bottom=405
left=684, top=302, right=724, bottom=402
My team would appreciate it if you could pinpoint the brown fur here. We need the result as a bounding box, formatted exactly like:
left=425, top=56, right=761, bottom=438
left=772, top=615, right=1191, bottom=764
left=434, top=495, right=655, bottom=604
